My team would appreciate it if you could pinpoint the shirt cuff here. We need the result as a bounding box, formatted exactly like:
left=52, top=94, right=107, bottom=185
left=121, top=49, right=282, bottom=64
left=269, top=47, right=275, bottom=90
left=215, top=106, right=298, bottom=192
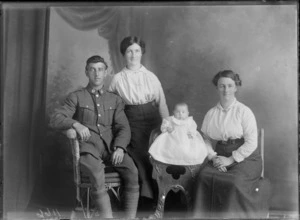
left=232, top=151, right=244, bottom=163
left=114, top=146, right=127, bottom=153
left=207, top=152, right=217, bottom=160
left=66, top=119, right=79, bottom=130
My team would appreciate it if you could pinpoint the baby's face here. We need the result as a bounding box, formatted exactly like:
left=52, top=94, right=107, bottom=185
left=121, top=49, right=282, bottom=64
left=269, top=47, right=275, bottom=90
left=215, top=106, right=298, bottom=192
left=174, top=105, right=189, bottom=120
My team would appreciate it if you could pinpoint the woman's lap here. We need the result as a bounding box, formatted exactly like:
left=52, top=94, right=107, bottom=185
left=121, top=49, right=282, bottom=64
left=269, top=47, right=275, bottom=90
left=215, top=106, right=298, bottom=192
left=194, top=157, right=262, bottom=218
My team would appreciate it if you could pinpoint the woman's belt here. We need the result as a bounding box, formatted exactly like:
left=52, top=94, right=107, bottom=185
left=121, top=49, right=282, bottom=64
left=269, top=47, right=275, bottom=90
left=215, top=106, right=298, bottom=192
left=217, top=138, right=244, bottom=145
left=125, top=100, right=156, bottom=110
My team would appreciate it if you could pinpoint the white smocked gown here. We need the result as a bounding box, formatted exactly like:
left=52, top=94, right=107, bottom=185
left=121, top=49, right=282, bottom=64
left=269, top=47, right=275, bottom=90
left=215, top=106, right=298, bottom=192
left=149, top=116, right=208, bottom=165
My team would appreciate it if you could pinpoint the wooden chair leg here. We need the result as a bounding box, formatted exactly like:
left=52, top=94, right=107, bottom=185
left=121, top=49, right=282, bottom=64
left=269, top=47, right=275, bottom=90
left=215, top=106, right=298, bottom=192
left=151, top=189, right=168, bottom=219
left=87, top=187, right=91, bottom=218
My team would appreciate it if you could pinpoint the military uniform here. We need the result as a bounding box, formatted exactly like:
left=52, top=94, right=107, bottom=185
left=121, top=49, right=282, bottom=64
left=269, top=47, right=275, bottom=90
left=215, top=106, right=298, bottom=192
left=50, top=84, right=139, bottom=218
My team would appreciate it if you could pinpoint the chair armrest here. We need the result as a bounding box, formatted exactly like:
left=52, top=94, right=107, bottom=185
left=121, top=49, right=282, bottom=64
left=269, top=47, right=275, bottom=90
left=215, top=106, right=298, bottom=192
left=63, top=128, right=77, bottom=139
left=62, top=128, right=81, bottom=187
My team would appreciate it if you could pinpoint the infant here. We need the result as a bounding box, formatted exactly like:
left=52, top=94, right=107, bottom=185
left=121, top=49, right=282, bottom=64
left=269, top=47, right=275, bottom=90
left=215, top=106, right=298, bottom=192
left=149, top=102, right=208, bottom=165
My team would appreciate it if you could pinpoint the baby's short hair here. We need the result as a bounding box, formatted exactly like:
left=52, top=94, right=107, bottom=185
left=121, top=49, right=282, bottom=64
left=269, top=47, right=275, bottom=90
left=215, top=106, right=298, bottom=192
left=174, top=102, right=189, bottom=110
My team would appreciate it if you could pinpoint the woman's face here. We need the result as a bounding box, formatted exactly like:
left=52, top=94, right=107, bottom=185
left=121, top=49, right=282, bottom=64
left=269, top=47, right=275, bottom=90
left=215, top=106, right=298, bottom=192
left=124, top=43, right=142, bottom=67
left=217, top=77, right=237, bottom=101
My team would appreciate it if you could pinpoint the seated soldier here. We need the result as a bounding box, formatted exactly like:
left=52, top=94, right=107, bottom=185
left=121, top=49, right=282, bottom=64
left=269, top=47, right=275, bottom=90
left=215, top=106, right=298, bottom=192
left=49, top=55, right=139, bottom=219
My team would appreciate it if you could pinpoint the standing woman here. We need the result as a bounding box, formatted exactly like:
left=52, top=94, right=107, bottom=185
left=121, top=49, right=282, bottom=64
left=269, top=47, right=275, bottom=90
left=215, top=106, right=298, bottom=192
left=108, top=36, right=169, bottom=203
left=193, top=70, right=263, bottom=218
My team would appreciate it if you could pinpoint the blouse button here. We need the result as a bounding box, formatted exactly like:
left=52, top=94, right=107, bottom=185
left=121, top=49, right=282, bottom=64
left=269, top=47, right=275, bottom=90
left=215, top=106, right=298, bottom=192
left=96, top=94, right=99, bottom=98
left=98, top=114, right=101, bottom=117
left=97, top=104, right=100, bottom=107
left=97, top=124, right=100, bottom=127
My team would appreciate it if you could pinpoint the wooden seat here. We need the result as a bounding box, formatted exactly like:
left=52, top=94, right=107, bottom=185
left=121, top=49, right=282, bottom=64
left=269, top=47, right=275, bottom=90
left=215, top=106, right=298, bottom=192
left=64, top=128, right=122, bottom=218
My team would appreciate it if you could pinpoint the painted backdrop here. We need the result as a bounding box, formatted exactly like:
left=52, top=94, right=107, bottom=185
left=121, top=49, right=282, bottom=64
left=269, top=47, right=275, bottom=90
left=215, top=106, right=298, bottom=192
left=46, top=5, right=298, bottom=213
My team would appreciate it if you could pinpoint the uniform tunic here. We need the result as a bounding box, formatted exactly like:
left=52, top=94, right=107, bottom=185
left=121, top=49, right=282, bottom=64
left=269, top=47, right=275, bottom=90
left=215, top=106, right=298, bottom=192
left=50, top=85, right=139, bottom=193
left=108, top=65, right=169, bottom=198
left=193, top=98, right=263, bottom=218
left=149, top=116, right=208, bottom=165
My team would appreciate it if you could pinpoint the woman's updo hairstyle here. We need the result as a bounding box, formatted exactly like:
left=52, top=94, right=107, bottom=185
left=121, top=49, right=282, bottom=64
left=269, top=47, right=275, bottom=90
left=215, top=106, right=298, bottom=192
left=212, top=70, right=242, bottom=87
left=120, top=36, right=146, bottom=56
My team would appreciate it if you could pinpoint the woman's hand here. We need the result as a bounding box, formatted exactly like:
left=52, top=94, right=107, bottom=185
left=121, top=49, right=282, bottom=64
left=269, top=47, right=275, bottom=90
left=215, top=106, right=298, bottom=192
left=212, top=156, right=234, bottom=167
left=217, top=156, right=235, bottom=167
left=211, top=156, right=235, bottom=172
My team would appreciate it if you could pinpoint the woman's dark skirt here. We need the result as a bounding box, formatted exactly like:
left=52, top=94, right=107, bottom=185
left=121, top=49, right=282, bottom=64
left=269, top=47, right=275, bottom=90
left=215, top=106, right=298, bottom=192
left=193, top=139, right=263, bottom=218
left=124, top=101, right=162, bottom=199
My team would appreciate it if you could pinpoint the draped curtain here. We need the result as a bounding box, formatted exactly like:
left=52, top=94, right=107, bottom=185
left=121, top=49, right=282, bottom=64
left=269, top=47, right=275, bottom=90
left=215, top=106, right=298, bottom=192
left=55, top=6, right=146, bottom=73
left=2, top=5, right=48, bottom=216
left=1, top=4, right=155, bottom=216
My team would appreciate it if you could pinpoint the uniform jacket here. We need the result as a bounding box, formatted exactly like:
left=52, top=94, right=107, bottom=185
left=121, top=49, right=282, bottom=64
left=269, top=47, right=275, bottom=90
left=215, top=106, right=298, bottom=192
left=50, top=85, right=131, bottom=155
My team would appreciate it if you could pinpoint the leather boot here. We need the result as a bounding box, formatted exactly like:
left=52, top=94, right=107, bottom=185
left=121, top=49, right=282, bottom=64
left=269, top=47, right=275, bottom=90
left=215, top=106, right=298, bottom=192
left=92, top=191, right=113, bottom=218
left=123, top=190, right=139, bottom=219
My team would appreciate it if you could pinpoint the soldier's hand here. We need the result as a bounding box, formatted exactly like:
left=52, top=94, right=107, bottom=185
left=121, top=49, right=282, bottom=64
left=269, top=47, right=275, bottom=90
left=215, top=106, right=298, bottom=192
left=111, top=148, right=124, bottom=165
left=72, top=122, right=91, bottom=141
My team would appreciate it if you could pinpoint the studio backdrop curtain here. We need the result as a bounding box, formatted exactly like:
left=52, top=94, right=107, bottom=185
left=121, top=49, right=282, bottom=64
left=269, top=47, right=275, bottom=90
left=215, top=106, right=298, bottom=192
left=55, top=6, right=147, bottom=73
left=2, top=5, right=48, bottom=215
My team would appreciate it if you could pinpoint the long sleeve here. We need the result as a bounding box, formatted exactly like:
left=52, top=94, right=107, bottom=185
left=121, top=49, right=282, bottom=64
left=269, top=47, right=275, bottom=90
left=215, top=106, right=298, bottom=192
left=200, top=131, right=217, bottom=160
left=232, top=107, right=258, bottom=162
left=49, top=92, right=78, bottom=130
left=107, top=66, right=169, bottom=119
left=156, top=82, right=169, bottom=119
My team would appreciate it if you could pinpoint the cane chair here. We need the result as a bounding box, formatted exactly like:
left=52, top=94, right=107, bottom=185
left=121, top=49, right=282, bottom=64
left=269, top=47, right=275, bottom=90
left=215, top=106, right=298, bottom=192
left=148, top=127, right=271, bottom=219
left=64, top=128, right=122, bottom=218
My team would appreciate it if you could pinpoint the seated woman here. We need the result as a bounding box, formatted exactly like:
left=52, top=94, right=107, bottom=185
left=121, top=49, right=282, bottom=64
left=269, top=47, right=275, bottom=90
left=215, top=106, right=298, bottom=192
left=193, top=70, right=262, bottom=219
left=149, top=102, right=208, bottom=166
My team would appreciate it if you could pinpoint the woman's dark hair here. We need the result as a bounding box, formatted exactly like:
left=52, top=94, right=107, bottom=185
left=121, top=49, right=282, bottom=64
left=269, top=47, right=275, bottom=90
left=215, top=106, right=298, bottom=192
left=85, top=55, right=108, bottom=70
left=120, top=36, right=146, bottom=56
left=212, top=70, right=242, bottom=87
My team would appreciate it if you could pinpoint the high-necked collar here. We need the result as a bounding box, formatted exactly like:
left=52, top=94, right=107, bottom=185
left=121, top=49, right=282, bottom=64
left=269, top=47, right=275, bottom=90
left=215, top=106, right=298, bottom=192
left=171, top=116, right=193, bottom=125
left=123, top=65, right=147, bottom=74
left=85, top=84, right=106, bottom=95
left=217, top=97, right=237, bottom=112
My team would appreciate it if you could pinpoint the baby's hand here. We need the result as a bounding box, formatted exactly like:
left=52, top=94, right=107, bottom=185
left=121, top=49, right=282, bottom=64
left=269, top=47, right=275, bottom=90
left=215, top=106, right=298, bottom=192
left=166, top=126, right=174, bottom=133
left=187, top=131, right=193, bottom=139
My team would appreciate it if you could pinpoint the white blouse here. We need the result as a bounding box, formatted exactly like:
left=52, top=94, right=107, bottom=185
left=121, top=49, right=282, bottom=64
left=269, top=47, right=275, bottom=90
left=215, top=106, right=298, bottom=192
left=108, top=65, right=169, bottom=118
left=201, top=98, right=258, bottom=162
